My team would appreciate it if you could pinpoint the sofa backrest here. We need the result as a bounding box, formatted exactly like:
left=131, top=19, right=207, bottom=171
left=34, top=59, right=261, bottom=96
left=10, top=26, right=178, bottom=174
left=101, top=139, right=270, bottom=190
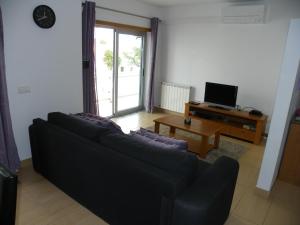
left=48, top=112, right=110, bottom=141
left=100, top=133, right=199, bottom=186
left=48, top=112, right=199, bottom=188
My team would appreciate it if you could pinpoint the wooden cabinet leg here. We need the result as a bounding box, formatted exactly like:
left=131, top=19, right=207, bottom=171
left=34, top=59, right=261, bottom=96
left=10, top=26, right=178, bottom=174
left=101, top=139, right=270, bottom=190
left=199, top=136, right=209, bottom=158
left=169, top=126, right=176, bottom=137
left=154, top=122, right=160, bottom=133
left=214, top=131, right=220, bottom=148
left=254, top=121, right=263, bottom=144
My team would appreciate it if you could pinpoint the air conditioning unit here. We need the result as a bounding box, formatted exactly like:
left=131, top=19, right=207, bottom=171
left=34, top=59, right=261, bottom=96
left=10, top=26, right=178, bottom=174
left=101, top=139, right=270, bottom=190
left=222, top=4, right=266, bottom=24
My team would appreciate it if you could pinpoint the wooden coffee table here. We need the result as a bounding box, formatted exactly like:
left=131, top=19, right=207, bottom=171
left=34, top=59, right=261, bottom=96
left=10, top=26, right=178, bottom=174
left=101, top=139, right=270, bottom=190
left=153, top=115, right=223, bottom=157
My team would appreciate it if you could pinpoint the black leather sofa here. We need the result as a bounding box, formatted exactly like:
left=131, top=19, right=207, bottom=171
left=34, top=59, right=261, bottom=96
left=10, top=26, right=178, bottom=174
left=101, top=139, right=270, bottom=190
left=29, top=112, right=239, bottom=225
left=0, top=163, right=18, bottom=225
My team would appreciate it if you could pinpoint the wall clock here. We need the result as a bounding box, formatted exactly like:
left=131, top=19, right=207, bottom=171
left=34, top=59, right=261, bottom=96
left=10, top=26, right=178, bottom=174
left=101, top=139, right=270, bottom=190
left=33, top=5, right=56, bottom=29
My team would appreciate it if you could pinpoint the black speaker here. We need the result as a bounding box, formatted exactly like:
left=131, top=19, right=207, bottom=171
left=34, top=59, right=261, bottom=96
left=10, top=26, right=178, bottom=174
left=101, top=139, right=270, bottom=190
left=249, top=110, right=263, bottom=117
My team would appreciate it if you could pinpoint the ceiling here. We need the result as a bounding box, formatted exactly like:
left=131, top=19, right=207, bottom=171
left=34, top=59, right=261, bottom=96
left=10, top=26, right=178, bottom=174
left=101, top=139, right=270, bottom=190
left=135, top=0, right=263, bottom=7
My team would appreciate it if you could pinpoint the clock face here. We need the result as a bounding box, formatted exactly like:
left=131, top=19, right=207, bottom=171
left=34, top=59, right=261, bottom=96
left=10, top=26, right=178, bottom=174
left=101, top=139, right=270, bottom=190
left=33, top=5, right=56, bottom=29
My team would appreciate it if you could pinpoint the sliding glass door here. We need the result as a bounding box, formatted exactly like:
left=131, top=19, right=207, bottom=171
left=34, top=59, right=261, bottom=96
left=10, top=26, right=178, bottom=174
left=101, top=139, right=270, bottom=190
left=95, top=27, right=114, bottom=117
left=95, top=27, right=145, bottom=117
left=117, top=32, right=143, bottom=112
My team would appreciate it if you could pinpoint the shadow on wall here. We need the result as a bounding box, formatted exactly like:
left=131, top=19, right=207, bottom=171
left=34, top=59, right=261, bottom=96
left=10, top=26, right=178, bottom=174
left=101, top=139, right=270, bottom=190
left=190, top=87, right=196, bottom=101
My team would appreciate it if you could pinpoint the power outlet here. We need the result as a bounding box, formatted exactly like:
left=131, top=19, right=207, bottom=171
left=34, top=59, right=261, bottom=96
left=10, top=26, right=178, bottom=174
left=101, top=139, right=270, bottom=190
left=17, top=86, right=31, bottom=94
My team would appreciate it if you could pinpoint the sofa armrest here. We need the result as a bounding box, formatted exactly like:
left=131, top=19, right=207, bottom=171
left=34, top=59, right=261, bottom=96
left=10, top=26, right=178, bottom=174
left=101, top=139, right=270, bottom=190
left=172, top=156, right=239, bottom=225
left=29, top=118, right=46, bottom=173
left=0, top=164, right=18, bottom=225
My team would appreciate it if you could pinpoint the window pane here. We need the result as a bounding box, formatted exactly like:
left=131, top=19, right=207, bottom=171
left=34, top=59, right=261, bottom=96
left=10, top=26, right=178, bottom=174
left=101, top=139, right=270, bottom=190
left=117, top=33, right=142, bottom=112
left=95, top=27, right=114, bottom=117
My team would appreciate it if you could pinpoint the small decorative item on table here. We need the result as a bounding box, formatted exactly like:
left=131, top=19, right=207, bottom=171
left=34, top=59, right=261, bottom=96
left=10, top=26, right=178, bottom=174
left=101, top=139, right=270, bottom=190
left=184, top=117, right=191, bottom=125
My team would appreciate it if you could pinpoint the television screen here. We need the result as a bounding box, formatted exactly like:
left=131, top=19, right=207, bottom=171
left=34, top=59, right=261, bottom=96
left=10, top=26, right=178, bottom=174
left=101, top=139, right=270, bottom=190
left=204, top=82, right=238, bottom=108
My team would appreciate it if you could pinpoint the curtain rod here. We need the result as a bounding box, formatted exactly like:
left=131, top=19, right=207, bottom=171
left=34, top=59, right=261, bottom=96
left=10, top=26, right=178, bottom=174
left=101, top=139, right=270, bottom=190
left=82, top=3, right=161, bottom=21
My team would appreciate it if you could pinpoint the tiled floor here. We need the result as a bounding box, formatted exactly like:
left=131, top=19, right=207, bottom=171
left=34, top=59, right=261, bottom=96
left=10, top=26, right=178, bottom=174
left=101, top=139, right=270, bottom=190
left=16, top=111, right=300, bottom=225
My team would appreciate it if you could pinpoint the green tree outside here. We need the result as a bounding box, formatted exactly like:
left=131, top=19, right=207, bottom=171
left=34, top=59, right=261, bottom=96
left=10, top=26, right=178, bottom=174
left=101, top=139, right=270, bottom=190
left=103, top=49, right=122, bottom=70
left=123, top=47, right=141, bottom=67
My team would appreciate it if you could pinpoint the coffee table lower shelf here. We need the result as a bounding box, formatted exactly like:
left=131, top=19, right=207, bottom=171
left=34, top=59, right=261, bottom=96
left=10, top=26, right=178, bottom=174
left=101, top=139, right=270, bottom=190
left=153, top=115, right=223, bottom=158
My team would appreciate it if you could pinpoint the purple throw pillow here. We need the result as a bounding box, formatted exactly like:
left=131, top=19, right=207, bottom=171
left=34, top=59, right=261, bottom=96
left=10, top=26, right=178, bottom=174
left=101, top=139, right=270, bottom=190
left=73, top=113, right=124, bottom=134
left=129, top=132, right=186, bottom=151
left=137, top=128, right=188, bottom=150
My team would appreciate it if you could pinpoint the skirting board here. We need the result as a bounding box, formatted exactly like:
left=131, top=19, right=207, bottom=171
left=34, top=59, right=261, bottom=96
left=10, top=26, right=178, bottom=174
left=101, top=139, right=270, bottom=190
left=21, top=158, right=32, bottom=168
left=153, top=106, right=184, bottom=117
left=255, top=187, right=271, bottom=199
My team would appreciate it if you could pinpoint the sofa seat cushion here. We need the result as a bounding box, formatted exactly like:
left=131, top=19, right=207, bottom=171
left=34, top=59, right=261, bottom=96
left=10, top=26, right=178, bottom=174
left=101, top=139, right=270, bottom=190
left=100, top=133, right=199, bottom=185
left=73, top=113, right=124, bottom=134
left=48, top=112, right=111, bottom=141
left=134, top=128, right=188, bottom=150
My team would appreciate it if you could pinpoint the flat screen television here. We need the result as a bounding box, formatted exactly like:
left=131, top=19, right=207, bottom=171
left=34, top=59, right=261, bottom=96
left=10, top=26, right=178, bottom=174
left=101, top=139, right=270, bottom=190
left=204, top=82, right=238, bottom=108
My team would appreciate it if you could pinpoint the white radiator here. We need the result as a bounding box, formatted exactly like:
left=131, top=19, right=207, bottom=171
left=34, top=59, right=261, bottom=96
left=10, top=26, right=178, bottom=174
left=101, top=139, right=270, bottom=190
left=160, top=82, right=191, bottom=113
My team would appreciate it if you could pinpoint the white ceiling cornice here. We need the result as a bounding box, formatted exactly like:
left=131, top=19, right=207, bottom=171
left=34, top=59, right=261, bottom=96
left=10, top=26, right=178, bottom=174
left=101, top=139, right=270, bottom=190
left=135, top=0, right=266, bottom=7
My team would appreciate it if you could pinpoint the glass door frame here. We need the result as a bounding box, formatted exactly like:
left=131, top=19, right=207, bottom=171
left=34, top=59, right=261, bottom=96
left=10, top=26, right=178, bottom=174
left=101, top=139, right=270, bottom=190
left=94, top=23, right=146, bottom=118
left=113, top=29, right=146, bottom=117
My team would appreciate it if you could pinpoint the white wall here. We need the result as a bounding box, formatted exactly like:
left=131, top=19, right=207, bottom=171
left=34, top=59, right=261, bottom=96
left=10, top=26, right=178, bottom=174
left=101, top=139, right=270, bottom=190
left=158, top=0, right=300, bottom=128
left=1, top=0, right=83, bottom=160
left=257, top=19, right=300, bottom=191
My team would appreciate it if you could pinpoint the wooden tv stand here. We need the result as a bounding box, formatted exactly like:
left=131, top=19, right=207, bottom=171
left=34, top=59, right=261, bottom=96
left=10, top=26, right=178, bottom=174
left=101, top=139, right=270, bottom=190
left=184, top=103, right=268, bottom=144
